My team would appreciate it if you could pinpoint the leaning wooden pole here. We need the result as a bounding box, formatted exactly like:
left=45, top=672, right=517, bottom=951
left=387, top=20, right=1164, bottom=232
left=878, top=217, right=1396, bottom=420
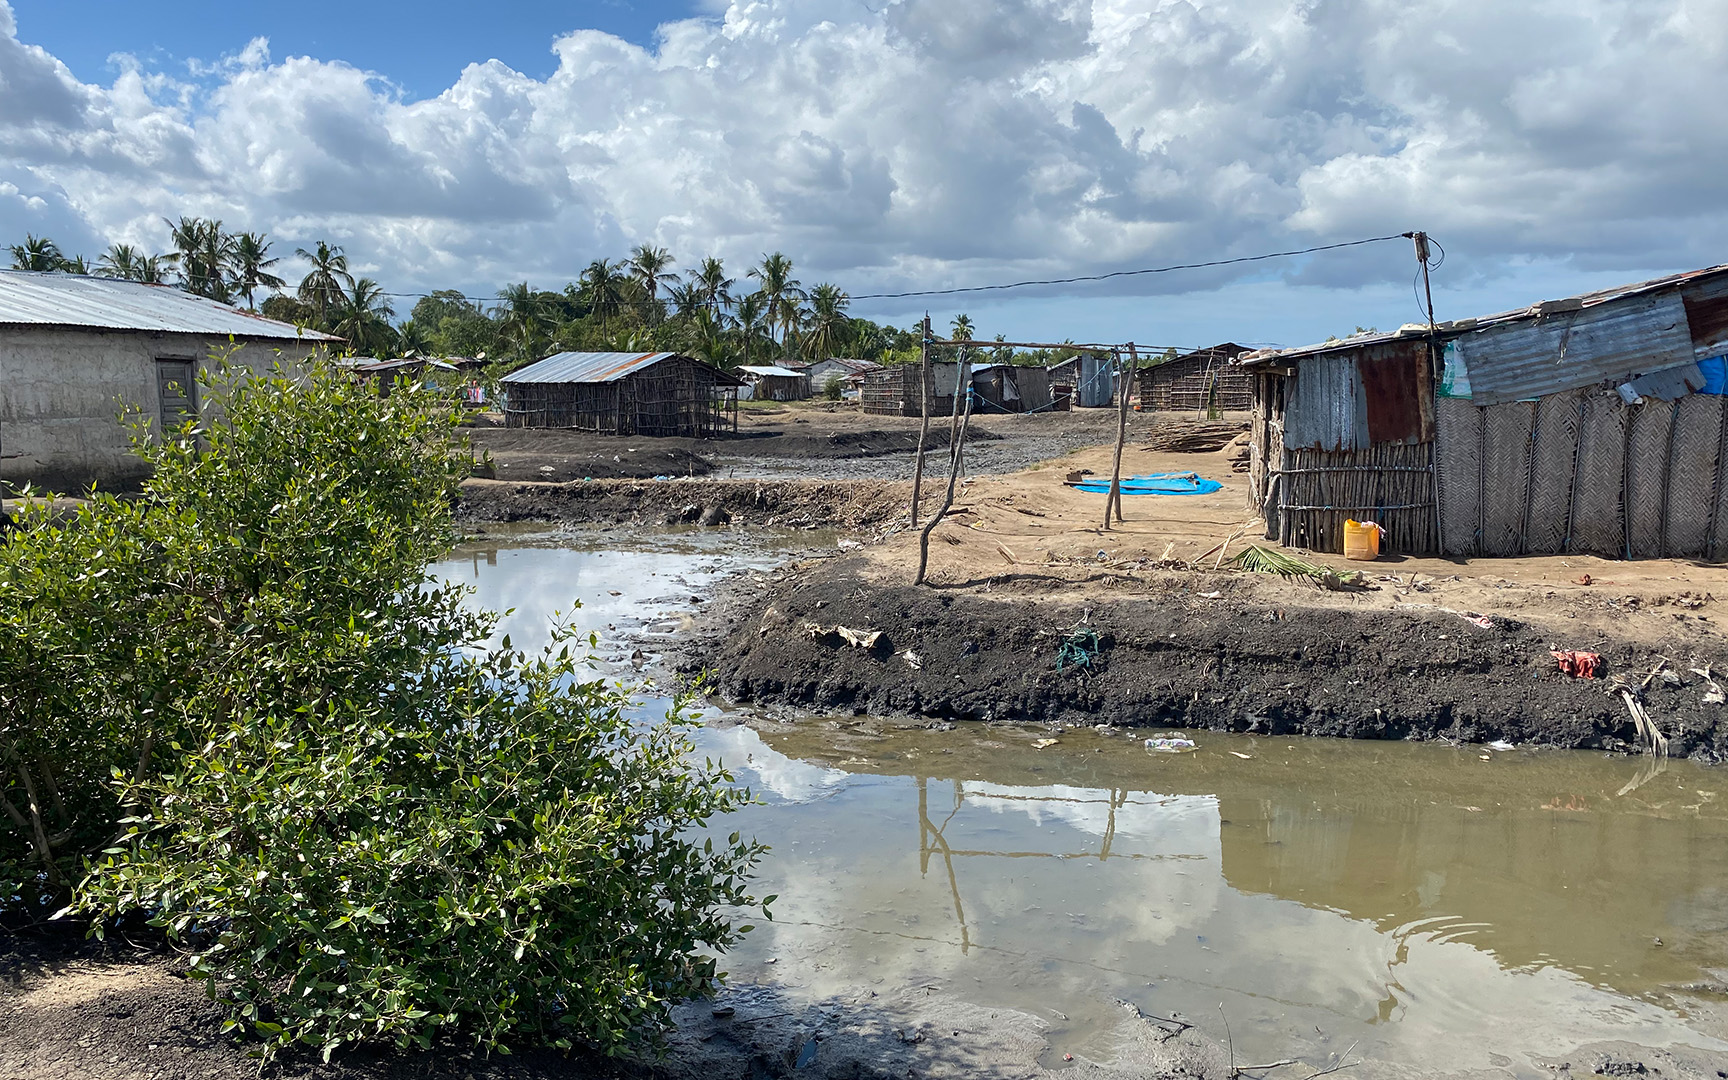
left=909, top=315, right=933, bottom=526
left=1104, top=346, right=1137, bottom=528
left=916, top=346, right=974, bottom=585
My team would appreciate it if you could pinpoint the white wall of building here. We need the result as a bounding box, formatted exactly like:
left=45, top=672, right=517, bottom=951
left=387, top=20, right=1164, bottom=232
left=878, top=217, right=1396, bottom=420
left=0, top=328, right=322, bottom=492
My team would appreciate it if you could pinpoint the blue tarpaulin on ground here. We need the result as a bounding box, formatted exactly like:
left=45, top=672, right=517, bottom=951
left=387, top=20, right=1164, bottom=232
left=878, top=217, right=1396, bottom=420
left=1069, top=472, right=1223, bottom=496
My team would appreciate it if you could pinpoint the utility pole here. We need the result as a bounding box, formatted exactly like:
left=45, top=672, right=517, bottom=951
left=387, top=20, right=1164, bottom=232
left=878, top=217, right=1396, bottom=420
left=910, top=314, right=933, bottom=526
left=1412, top=230, right=1442, bottom=554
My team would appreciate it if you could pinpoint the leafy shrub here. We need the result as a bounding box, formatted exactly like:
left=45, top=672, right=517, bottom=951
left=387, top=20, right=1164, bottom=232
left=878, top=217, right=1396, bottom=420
left=1, top=356, right=766, bottom=1058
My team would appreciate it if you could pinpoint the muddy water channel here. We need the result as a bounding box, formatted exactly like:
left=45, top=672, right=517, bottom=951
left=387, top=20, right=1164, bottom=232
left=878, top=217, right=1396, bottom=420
left=435, top=529, right=1728, bottom=1077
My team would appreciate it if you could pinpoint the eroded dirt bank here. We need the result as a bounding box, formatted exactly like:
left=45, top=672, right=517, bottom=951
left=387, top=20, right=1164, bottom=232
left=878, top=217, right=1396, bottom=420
left=691, top=554, right=1728, bottom=759
left=456, top=476, right=915, bottom=529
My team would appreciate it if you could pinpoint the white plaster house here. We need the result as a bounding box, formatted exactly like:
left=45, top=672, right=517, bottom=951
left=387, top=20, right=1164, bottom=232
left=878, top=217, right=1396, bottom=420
left=0, top=271, right=338, bottom=491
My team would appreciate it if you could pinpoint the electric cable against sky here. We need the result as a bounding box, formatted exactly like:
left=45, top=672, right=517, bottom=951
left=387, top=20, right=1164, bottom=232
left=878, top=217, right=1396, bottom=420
left=163, top=230, right=1418, bottom=311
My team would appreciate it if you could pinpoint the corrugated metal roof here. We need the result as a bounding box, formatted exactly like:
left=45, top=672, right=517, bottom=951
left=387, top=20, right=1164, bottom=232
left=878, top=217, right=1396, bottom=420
left=0, top=270, right=339, bottom=341
left=1283, top=352, right=1369, bottom=451
left=737, top=365, right=806, bottom=378
left=1451, top=287, right=1694, bottom=405
left=501, top=351, right=678, bottom=384
left=356, top=357, right=457, bottom=373
left=1624, top=362, right=1707, bottom=401
left=1242, top=263, right=1728, bottom=369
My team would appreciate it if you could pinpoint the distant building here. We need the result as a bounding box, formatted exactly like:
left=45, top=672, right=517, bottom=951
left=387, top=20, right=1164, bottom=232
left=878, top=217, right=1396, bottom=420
left=736, top=364, right=812, bottom=402
left=804, top=357, right=882, bottom=397
left=499, top=351, right=742, bottom=436
left=1242, top=264, right=1728, bottom=559
left=350, top=356, right=458, bottom=398
left=861, top=362, right=1051, bottom=416
left=0, top=271, right=337, bottom=491
left=1138, top=343, right=1252, bottom=412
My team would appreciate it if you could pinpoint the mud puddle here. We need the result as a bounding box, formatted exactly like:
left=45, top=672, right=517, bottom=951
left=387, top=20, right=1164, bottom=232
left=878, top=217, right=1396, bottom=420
left=432, top=534, right=1728, bottom=1078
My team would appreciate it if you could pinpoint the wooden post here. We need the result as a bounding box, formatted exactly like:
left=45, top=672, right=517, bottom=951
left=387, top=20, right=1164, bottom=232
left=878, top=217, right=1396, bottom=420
left=916, top=345, right=974, bottom=586
left=910, top=315, right=932, bottom=526
left=1104, top=345, right=1138, bottom=528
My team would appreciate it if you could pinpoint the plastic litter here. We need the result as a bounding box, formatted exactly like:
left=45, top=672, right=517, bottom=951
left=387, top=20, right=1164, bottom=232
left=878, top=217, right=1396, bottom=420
left=1487, top=740, right=1515, bottom=751
left=1145, top=734, right=1198, bottom=754
left=1552, top=650, right=1602, bottom=678
left=1068, top=472, right=1224, bottom=496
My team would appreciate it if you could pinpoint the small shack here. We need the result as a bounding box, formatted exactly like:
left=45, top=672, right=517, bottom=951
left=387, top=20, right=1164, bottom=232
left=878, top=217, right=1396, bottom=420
left=500, top=351, right=742, bottom=436
left=804, top=357, right=882, bottom=397
left=0, top=270, right=336, bottom=491
left=736, top=364, right=812, bottom=402
left=1242, top=264, right=1728, bottom=559
left=969, top=364, right=1052, bottom=413
left=1139, top=343, right=1252, bottom=412
left=352, top=357, right=457, bottom=398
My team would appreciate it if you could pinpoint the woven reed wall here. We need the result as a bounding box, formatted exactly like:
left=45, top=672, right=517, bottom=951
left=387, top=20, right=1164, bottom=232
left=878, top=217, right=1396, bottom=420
left=1432, top=386, right=1728, bottom=559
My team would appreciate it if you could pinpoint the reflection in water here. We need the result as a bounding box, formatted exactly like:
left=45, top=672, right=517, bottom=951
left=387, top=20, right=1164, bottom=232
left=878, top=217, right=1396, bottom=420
left=434, top=535, right=1728, bottom=1076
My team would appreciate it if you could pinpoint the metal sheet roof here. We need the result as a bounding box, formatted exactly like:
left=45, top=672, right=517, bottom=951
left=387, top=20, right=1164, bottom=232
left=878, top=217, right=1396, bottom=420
left=737, top=365, right=806, bottom=378
left=1451, top=287, right=1694, bottom=406
left=1284, top=352, right=1369, bottom=451
left=501, top=351, right=744, bottom=386
left=0, top=270, right=338, bottom=341
left=1242, top=263, right=1728, bottom=369
left=501, top=351, right=678, bottom=384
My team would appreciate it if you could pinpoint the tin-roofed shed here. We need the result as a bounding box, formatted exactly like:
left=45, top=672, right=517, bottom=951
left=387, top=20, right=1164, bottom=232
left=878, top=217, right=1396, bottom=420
left=1241, top=263, right=1728, bottom=560
left=0, top=271, right=337, bottom=491
left=737, top=364, right=812, bottom=402
left=500, top=351, right=742, bottom=436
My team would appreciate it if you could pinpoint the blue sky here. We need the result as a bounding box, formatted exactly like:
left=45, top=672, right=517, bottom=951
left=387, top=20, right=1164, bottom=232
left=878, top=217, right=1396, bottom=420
left=2, top=0, right=1724, bottom=349
left=7, top=1, right=702, bottom=99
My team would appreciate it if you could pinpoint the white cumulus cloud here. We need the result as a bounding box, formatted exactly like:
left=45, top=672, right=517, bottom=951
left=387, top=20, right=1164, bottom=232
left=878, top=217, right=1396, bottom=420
left=1, top=0, right=1724, bottom=324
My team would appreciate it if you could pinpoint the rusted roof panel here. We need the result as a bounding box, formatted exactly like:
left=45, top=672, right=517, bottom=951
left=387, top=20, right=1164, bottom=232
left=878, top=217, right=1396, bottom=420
left=1624, top=362, right=1707, bottom=401
left=1451, top=288, right=1694, bottom=406
left=0, top=269, right=339, bottom=341
left=1683, top=275, right=1728, bottom=357
left=1355, top=340, right=1427, bottom=444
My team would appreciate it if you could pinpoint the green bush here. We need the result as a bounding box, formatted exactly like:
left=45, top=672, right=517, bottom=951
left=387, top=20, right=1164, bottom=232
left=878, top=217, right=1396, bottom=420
left=1, top=356, right=766, bottom=1059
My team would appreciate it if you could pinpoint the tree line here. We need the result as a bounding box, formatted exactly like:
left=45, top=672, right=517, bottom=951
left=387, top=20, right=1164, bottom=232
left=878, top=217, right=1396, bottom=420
left=10, top=225, right=1104, bottom=369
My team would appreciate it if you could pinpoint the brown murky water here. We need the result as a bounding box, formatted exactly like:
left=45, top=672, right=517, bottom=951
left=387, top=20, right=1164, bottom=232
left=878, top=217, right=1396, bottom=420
left=436, top=532, right=1728, bottom=1077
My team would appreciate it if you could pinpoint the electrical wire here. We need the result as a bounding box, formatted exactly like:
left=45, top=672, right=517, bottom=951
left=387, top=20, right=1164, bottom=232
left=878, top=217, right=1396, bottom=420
left=155, top=230, right=1417, bottom=312
left=849, top=233, right=1415, bottom=299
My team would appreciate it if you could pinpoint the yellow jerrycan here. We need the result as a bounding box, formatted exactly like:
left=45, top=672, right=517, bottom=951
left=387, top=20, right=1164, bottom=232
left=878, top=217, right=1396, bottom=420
left=1343, top=519, right=1382, bottom=561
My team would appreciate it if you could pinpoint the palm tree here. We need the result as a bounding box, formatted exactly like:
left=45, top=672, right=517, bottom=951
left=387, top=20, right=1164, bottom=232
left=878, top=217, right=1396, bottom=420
left=165, top=216, right=232, bottom=302
left=733, top=292, right=769, bottom=369
left=230, top=232, right=285, bottom=309
left=294, top=241, right=352, bottom=329
left=579, top=258, right=630, bottom=326
left=331, top=277, right=396, bottom=356
left=665, top=280, right=705, bottom=321
left=97, top=243, right=144, bottom=280
left=495, top=282, right=544, bottom=361
left=950, top=314, right=975, bottom=342
left=9, top=234, right=63, bottom=272
left=61, top=254, right=91, bottom=275
left=628, top=244, right=677, bottom=323
left=690, top=256, right=733, bottom=311
left=748, top=252, right=804, bottom=357
left=804, top=283, right=851, bottom=362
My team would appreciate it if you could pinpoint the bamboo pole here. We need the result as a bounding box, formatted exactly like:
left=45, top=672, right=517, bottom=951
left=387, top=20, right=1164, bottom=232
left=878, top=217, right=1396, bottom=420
left=916, top=346, right=975, bottom=586
left=1104, top=345, right=1139, bottom=527
left=909, top=315, right=932, bottom=527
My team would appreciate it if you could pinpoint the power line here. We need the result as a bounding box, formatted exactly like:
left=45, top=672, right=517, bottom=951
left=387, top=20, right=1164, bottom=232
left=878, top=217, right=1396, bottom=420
left=850, top=233, right=1415, bottom=300
left=63, top=229, right=1421, bottom=328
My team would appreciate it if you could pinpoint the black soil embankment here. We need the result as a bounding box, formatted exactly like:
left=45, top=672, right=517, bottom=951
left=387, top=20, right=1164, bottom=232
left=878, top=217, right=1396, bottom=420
left=466, top=423, right=991, bottom=482
left=699, top=558, right=1728, bottom=760
left=456, top=477, right=913, bottom=529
